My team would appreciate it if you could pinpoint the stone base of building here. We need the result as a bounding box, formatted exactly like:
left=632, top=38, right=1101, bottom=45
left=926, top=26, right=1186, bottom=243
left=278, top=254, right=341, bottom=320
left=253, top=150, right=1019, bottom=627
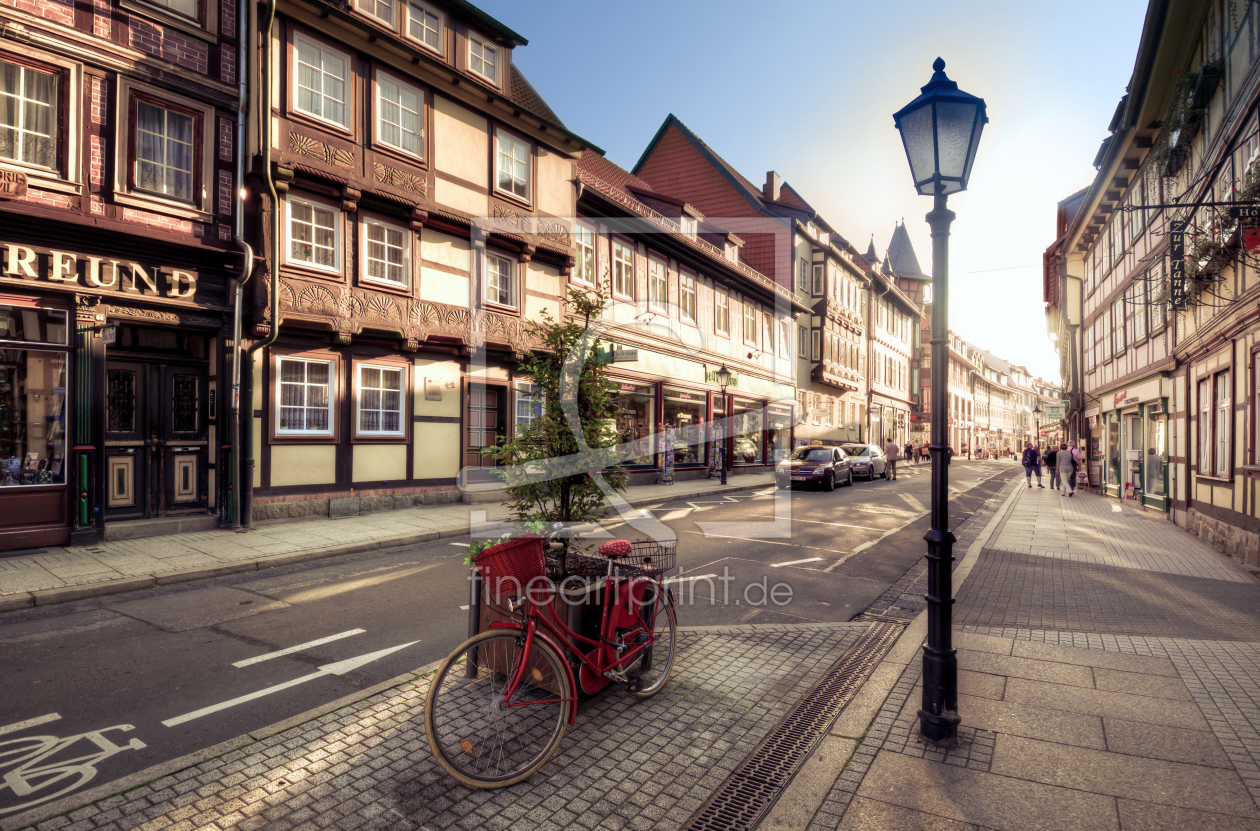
left=1180, top=507, right=1260, bottom=568
left=252, top=487, right=462, bottom=522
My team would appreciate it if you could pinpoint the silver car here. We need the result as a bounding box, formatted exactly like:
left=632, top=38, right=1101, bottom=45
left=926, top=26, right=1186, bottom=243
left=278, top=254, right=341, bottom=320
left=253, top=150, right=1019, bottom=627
left=840, top=443, right=888, bottom=481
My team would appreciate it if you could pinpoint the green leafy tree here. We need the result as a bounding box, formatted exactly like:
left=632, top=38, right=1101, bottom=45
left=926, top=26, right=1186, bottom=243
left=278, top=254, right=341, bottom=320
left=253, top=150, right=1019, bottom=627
left=481, top=277, right=629, bottom=572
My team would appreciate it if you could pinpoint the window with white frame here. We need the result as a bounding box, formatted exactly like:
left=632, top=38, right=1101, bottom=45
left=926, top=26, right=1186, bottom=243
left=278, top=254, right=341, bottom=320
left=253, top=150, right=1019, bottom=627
left=1216, top=371, right=1231, bottom=477
left=779, top=319, right=790, bottom=358
left=515, top=380, right=544, bottom=430
left=484, top=253, right=515, bottom=308
left=377, top=74, right=422, bottom=157
left=811, top=329, right=820, bottom=361
left=1150, top=260, right=1167, bottom=333
left=612, top=241, right=633, bottom=298
left=1199, top=378, right=1211, bottom=472
left=1133, top=279, right=1147, bottom=342
left=278, top=357, right=334, bottom=435
left=1114, top=299, right=1126, bottom=355
left=798, top=326, right=806, bottom=358
left=362, top=218, right=408, bottom=287
left=1084, top=323, right=1095, bottom=374
left=495, top=128, right=529, bottom=200
left=1100, top=307, right=1112, bottom=362
left=468, top=33, right=498, bottom=84
left=680, top=215, right=696, bottom=238
left=743, top=303, right=756, bottom=344
left=797, top=258, right=808, bottom=292
left=573, top=222, right=596, bottom=285
left=358, top=0, right=394, bottom=25
left=134, top=100, right=196, bottom=203
left=762, top=313, right=772, bottom=354
left=714, top=288, right=729, bottom=335
left=357, top=364, right=403, bottom=435
left=648, top=259, right=667, bottom=311
left=287, top=196, right=339, bottom=271
left=0, top=60, right=58, bottom=171
left=812, top=264, right=823, bottom=295
left=680, top=273, right=696, bottom=322
left=407, top=0, right=443, bottom=52
left=725, top=242, right=738, bottom=262
left=295, top=36, right=350, bottom=128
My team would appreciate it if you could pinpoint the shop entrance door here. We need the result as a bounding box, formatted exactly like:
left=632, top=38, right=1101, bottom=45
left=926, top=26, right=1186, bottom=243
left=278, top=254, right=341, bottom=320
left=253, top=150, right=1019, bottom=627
left=105, top=361, right=209, bottom=519
left=465, top=384, right=505, bottom=485
left=1124, top=414, right=1142, bottom=495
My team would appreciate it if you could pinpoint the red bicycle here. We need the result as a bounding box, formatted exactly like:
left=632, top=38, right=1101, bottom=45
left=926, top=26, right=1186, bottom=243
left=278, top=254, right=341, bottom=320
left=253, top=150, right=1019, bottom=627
left=424, top=535, right=678, bottom=788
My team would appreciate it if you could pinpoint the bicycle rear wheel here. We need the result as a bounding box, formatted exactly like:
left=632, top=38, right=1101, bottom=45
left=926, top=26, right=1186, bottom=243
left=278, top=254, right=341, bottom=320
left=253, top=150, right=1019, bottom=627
left=626, top=586, right=677, bottom=700
left=424, top=629, right=571, bottom=788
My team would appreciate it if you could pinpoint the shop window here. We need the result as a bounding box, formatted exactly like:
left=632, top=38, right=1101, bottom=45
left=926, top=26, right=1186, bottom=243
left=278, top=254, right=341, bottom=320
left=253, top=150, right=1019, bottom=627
left=732, top=399, right=763, bottom=465
left=295, top=35, right=350, bottom=128
left=680, top=273, right=696, bottom=323
left=574, top=222, right=596, bottom=286
left=494, top=127, right=529, bottom=201
left=468, top=32, right=498, bottom=84
left=277, top=357, right=335, bottom=436
left=0, top=59, right=57, bottom=172
left=1145, top=406, right=1166, bottom=497
left=376, top=73, right=423, bottom=158
left=357, top=0, right=394, bottom=26
left=484, top=253, right=516, bottom=308
left=648, top=258, right=667, bottom=312
left=767, top=403, right=791, bottom=461
left=133, top=99, right=197, bottom=203
left=514, top=380, right=543, bottom=430
left=662, top=387, right=705, bottom=467
left=286, top=195, right=340, bottom=272
left=612, top=241, right=634, bottom=299
left=612, top=381, right=656, bottom=466
left=356, top=364, right=404, bottom=437
left=0, top=304, right=68, bottom=488
left=362, top=217, right=409, bottom=287
left=407, top=0, right=444, bottom=53
left=714, top=289, right=729, bottom=336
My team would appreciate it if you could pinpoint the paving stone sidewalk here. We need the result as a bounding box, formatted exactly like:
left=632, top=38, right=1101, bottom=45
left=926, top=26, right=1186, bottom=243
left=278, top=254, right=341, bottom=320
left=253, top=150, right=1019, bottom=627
left=1, top=622, right=866, bottom=831
left=796, top=484, right=1260, bottom=831
left=0, top=475, right=774, bottom=609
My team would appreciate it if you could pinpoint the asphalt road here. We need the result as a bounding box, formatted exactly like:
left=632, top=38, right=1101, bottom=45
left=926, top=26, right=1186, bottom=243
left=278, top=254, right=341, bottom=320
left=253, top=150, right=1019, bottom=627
left=0, top=459, right=1020, bottom=816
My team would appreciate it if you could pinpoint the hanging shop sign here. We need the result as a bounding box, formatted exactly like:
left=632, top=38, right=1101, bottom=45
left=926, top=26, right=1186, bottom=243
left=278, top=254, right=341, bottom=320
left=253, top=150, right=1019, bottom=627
left=1169, top=219, right=1186, bottom=310
left=0, top=242, right=200, bottom=301
left=704, top=368, right=739, bottom=388
left=612, top=349, right=639, bottom=363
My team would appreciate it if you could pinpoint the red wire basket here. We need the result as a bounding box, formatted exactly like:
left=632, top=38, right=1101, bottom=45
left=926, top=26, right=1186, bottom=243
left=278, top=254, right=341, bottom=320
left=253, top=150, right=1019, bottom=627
left=474, top=537, right=547, bottom=602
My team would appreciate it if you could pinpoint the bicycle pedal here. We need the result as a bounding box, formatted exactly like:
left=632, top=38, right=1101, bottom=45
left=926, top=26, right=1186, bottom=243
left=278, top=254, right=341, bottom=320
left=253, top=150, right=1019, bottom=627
left=603, top=668, right=629, bottom=684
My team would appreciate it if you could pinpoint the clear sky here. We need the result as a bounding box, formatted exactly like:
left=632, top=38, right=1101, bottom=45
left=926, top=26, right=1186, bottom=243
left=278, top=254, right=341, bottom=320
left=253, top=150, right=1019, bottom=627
left=473, top=0, right=1150, bottom=383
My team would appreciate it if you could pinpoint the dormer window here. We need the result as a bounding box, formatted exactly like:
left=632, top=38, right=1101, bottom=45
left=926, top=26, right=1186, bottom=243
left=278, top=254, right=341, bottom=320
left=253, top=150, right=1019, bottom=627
left=468, top=33, right=498, bottom=84
left=408, top=0, right=443, bottom=53
left=679, top=215, right=696, bottom=238
left=725, top=243, right=738, bottom=262
left=358, top=0, right=394, bottom=26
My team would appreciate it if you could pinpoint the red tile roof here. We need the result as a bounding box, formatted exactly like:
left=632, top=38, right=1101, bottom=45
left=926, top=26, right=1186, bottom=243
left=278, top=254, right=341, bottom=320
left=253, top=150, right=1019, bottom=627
left=507, top=65, right=564, bottom=128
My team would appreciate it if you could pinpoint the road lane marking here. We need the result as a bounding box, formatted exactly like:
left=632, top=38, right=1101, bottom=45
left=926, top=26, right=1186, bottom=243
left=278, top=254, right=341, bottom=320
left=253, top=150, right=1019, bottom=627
left=664, top=574, right=717, bottom=584
left=449, top=543, right=468, bottom=547
left=164, top=641, right=420, bottom=727
left=677, top=528, right=846, bottom=554
left=771, top=558, right=823, bottom=567
left=459, top=605, right=469, bottom=610
left=232, top=629, right=367, bottom=668
left=750, top=515, right=882, bottom=530
left=0, top=713, right=60, bottom=737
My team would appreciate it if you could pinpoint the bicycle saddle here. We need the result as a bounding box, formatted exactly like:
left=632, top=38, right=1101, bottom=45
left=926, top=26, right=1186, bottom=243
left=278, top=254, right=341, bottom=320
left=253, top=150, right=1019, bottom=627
left=597, top=540, right=633, bottom=558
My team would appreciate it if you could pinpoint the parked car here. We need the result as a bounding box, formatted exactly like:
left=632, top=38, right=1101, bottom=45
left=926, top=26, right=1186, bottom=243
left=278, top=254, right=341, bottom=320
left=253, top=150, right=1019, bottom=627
left=776, top=445, right=853, bottom=491
left=840, top=443, right=888, bottom=481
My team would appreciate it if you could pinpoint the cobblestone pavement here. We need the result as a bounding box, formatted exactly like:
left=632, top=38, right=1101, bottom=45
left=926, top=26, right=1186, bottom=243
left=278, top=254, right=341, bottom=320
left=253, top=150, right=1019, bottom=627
left=0, top=476, right=773, bottom=603
left=9, top=622, right=863, bottom=831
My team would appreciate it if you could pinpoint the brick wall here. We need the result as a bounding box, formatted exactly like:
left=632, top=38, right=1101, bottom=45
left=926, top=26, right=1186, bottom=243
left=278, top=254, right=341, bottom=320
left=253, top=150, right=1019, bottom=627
left=128, top=17, right=209, bottom=74
left=89, top=135, right=103, bottom=185
left=21, top=188, right=73, bottom=209
left=218, top=117, right=232, bottom=161
left=217, top=168, right=232, bottom=216
left=92, top=0, right=111, bottom=38
left=122, top=206, right=193, bottom=234
left=0, top=0, right=73, bottom=26
left=220, top=45, right=235, bottom=85
left=219, top=0, right=234, bottom=38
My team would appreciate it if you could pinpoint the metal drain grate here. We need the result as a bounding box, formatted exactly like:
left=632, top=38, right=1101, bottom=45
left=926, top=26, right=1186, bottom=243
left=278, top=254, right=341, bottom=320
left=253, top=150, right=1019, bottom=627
left=850, top=612, right=916, bottom=625
left=683, top=620, right=906, bottom=831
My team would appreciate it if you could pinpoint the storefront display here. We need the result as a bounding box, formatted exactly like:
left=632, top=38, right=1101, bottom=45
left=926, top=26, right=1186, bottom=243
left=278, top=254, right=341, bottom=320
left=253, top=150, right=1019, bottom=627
left=0, top=306, right=69, bottom=489
left=732, top=399, right=764, bottom=465
left=613, top=381, right=657, bottom=467
left=766, top=403, right=793, bottom=463
left=662, top=387, right=706, bottom=467
left=1106, top=414, right=1121, bottom=493
left=1144, top=407, right=1167, bottom=499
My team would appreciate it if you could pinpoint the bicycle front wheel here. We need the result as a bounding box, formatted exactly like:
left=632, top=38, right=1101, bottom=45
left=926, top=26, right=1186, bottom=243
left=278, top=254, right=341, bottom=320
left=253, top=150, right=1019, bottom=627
left=424, top=629, right=571, bottom=789
left=627, top=586, right=677, bottom=700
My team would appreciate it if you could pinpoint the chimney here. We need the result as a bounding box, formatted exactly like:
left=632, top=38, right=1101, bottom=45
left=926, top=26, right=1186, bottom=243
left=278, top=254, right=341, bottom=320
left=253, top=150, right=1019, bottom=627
left=763, top=171, right=780, bottom=201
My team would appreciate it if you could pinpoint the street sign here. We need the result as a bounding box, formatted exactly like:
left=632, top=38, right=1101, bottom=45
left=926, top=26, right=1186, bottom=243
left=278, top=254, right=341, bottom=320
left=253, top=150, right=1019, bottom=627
left=1228, top=205, right=1260, bottom=219
left=1169, top=219, right=1187, bottom=310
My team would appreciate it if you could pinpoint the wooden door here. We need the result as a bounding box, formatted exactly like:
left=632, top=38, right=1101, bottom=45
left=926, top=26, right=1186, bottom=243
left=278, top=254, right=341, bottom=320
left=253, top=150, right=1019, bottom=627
left=465, top=384, right=505, bottom=483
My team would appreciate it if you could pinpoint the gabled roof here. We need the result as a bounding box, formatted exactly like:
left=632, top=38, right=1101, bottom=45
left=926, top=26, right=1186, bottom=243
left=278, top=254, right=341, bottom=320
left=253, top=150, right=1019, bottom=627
left=632, top=114, right=768, bottom=213
left=507, top=66, right=563, bottom=127
left=777, top=183, right=814, bottom=212
left=882, top=222, right=928, bottom=280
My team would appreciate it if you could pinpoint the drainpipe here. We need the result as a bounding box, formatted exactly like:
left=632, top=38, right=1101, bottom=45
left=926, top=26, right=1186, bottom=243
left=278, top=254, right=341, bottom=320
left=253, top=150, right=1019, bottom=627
left=241, top=0, right=281, bottom=529
left=228, top=0, right=254, bottom=529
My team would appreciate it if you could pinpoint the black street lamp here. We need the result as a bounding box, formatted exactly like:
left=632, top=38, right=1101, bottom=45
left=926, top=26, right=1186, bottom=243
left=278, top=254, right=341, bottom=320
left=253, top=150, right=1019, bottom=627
left=1033, top=403, right=1043, bottom=447
left=894, top=57, right=987, bottom=746
left=716, top=364, right=731, bottom=486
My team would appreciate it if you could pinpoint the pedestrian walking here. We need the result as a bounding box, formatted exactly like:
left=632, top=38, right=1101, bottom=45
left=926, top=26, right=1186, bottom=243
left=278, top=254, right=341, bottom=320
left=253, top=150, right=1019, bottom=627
left=1045, top=445, right=1060, bottom=489
left=884, top=438, right=900, bottom=481
left=921, top=443, right=929, bottom=463
left=1058, top=442, right=1078, bottom=497
left=1022, top=441, right=1044, bottom=488
left=905, top=441, right=914, bottom=466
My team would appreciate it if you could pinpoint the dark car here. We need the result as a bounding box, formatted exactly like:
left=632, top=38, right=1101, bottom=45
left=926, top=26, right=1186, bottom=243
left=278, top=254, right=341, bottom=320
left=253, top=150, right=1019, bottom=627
left=775, top=445, right=853, bottom=491
left=840, top=443, right=888, bottom=481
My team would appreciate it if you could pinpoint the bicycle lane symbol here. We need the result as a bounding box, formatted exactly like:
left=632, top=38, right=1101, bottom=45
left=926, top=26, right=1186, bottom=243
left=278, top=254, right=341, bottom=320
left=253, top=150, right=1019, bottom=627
left=0, top=725, right=146, bottom=815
